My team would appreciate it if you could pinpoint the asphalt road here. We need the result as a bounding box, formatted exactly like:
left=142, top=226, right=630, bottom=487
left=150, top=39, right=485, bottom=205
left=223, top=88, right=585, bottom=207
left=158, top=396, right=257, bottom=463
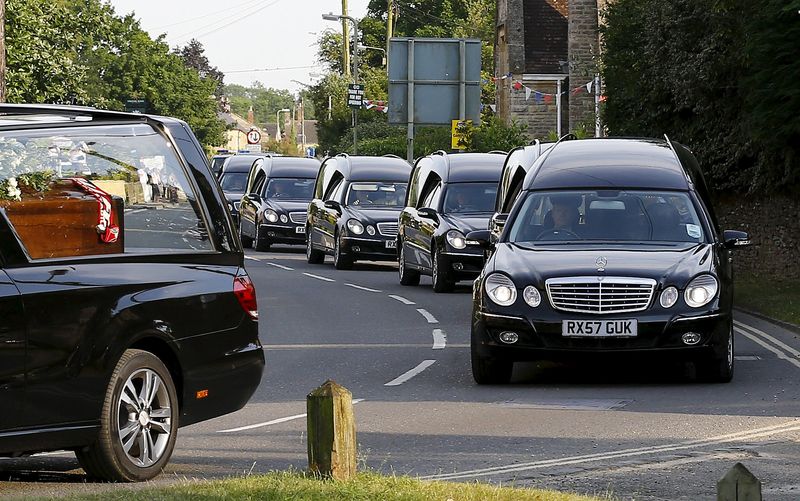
left=2, top=245, right=800, bottom=500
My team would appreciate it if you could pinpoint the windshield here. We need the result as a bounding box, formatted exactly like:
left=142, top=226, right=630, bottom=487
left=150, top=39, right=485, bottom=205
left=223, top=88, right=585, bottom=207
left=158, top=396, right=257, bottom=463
left=442, top=182, right=497, bottom=214
left=211, top=156, right=228, bottom=175
left=219, top=172, right=247, bottom=192
left=507, top=190, right=706, bottom=244
left=265, top=177, right=315, bottom=200
left=346, top=182, right=407, bottom=207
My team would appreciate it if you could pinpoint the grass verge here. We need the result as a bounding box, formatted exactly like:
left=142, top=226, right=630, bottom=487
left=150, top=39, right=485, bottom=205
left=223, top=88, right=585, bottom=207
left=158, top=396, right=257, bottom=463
left=59, top=471, right=610, bottom=501
left=735, top=275, right=800, bottom=326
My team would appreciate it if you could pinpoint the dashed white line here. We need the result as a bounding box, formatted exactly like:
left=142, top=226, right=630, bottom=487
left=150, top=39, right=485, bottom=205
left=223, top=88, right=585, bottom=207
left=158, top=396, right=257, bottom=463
left=267, top=262, right=295, bottom=271
left=218, top=399, right=364, bottom=433
left=389, top=294, right=416, bottom=305
left=416, top=308, right=438, bottom=324
left=345, top=283, right=382, bottom=293
left=432, top=328, right=447, bottom=350
left=385, top=360, right=436, bottom=386
left=303, top=272, right=335, bottom=282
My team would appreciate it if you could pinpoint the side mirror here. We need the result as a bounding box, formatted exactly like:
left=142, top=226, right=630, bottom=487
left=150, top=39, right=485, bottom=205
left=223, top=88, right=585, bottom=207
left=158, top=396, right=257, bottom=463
left=247, top=193, right=261, bottom=203
left=490, top=212, right=508, bottom=232
left=466, top=229, right=493, bottom=250
left=417, top=207, right=438, bottom=221
left=324, top=200, right=342, bottom=212
left=723, top=230, right=751, bottom=249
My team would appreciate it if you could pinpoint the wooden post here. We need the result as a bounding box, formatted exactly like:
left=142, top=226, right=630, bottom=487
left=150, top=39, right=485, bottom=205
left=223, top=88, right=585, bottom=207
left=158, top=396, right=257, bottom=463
left=307, top=380, right=357, bottom=480
left=0, top=0, right=6, bottom=102
left=717, top=463, right=762, bottom=501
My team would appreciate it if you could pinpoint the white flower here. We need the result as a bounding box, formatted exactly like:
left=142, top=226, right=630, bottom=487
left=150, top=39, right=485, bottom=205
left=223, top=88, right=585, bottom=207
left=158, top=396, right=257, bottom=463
left=7, top=177, right=17, bottom=188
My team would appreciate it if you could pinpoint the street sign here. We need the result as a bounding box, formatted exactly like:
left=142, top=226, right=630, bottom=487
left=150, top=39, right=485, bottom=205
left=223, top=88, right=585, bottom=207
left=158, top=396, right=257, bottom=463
left=247, top=128, right=262, bottom=145
left=124, top=98, right=148, bottom=114
left=451, top=119, right=472, bottom=149
left=245, top=144, right=262, bottom=153
left=347, top=84, right=364, bottom=109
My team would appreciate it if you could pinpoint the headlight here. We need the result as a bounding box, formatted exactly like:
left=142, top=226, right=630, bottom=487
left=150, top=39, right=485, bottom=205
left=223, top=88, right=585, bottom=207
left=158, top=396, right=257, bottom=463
left=446, top=230, right=467, bottom=250
left=346, top=219, right=364, bottom=235
left=264, top=209, right=279, bottom=223
left=485, top=273, right=517, bottom=306
left=280, top=214, right=288, bottom=223
left=366, top=225, right=376, bottom=236
left=684, top=275, right=718, bottom=308
left=660, top=286, right=679, bottom=308
left=523, top=286, right=541, bottom=307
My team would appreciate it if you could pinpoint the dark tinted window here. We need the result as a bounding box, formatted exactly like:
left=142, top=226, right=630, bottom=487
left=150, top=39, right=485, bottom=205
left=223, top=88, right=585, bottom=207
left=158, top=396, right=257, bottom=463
left=346, top=182, right=407, bottom=207
left=219, top=172, right=248, bottom=192
left=265, top=178, right=315, bottom=200
left=442, top=183, right=497, bottom=213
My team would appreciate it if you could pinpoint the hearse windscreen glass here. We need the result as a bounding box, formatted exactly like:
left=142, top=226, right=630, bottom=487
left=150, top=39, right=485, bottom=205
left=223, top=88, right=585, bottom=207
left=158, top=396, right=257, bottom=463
left=346, top=182, right=407, bottom=207
left=507, top=190, right=706, bottom=245
left=265, top=178, right=315, bottom=200
left=442, top=182, right=498, bottom=214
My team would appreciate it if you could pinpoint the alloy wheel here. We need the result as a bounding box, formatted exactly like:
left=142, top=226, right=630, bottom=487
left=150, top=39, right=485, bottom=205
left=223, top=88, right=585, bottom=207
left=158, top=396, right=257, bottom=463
left=116, top=368, right=172, bottom=468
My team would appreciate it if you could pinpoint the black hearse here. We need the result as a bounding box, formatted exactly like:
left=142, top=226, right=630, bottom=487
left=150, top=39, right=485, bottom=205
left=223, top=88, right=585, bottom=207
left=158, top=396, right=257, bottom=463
left=0, top=105, right=264, bottom=481
left=491, top=141, right=555, bottom=240
left=468, top=137, right=750, bottom=384
left=306, top=154, right=411, bottom=269
left=397, top=151, right=505, bottom=292
left=238, top=156, right=320, bottom=251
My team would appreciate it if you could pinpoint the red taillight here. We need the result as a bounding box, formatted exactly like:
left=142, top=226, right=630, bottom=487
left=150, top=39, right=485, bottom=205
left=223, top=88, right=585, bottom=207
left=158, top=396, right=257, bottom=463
left=233, top=273, right=258, bottom=320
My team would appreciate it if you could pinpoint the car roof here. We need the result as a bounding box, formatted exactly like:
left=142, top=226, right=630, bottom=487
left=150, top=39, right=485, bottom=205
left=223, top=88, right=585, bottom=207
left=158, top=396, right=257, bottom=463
left=260, top=157, right=321, bottom=178
left=423, top=152, right=506, bottom=183
left=221, top=155, right=263, bottom=173
left=525, top=138, right=690, bottom=191
left=0, top=103, right=179, bottom=129
left=333, top=155, right=412, bottom=182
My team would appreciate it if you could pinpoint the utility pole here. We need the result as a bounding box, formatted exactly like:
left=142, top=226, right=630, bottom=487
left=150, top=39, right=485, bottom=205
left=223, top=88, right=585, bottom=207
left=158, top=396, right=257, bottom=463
left=342, top=0, right=350, bottom=78
left=386, top=0, right=393, bottom=56
left=0, top=0, right=6, bottom=103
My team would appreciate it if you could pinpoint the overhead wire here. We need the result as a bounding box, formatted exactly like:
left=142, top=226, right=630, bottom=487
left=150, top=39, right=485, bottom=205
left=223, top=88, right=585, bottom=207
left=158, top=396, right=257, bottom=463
left=152, top=0, right=263, bottom=30
left=172, top=0, right=285, bottom=43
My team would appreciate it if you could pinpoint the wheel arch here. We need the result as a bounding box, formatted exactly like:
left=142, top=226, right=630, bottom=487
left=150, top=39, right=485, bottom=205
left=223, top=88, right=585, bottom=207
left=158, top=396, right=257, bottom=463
left=127, top=336, right=185, bottom=411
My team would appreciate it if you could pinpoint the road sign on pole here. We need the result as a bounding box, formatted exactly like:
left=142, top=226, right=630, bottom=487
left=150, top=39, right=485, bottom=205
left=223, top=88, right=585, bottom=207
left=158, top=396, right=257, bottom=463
left=247, top=128, right=262, bottom=145
left=347, top=84, right=364, bottom=109
left=451, top=119, right=472, bottom=150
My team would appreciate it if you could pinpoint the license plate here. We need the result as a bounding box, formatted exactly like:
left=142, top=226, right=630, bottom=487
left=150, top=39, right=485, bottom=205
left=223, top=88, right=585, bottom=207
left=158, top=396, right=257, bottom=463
left=295, top=226, right=306, bottom=234
left=385, top=240, right=397, bottom=249
left=562, top=319, right=637, bottom=337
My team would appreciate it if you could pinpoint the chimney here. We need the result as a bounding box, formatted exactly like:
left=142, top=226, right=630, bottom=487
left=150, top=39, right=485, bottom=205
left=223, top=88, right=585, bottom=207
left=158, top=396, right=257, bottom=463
left=247, top=105, right=255, bottom=125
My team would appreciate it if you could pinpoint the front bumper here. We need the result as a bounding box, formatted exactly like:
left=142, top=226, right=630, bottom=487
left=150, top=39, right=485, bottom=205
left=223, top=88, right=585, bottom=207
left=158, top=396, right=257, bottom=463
left=440, top=250, right=485, bottom=279
left=259, top=223, right=306, bottom=245
left=472, top=307, right=731, bottom=361
left=341, top=235, right=397, bottom=261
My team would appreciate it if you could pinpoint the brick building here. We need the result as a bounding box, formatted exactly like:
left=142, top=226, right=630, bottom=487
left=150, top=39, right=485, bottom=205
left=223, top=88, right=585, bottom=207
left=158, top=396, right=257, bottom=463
left=495, top=0, right=605, bottom=139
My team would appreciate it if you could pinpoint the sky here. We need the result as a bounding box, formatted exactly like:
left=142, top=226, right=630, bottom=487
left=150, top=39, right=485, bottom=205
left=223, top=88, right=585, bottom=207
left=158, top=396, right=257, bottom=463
left=107, top=0, right=371, bottom=95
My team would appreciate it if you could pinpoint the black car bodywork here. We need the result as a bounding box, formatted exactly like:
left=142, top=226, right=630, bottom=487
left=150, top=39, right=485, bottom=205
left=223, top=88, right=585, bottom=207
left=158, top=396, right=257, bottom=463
left=218, top=154, right=265, bottom=226
left=0, top=105, right=264, bottom=481
left=306, top=154, right=411, bottom=269
left=468, top=137, right=750, bottom=384
left=398, top=151, right=505, bottom=292
left=238, top=156, right=321, bottom=251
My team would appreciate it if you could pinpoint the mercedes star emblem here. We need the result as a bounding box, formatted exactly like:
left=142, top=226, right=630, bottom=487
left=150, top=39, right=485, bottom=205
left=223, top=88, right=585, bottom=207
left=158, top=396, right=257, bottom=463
left=596, top=256, right=607, bottom=271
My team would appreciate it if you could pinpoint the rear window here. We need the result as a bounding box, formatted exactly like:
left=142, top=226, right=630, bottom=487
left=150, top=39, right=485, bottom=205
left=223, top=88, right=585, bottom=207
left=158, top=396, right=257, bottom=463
left=0, top=123, right=213, bottom=259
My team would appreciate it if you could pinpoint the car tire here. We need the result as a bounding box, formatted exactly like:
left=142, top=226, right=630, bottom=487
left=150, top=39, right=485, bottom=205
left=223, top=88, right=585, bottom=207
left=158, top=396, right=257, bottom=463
left=239, top=222, right=253, bottom=248
left=76, top=349, right=179, bottom=482
left=698, top=324, right=734, bottom=383
left=399, top=240, right=420, bottom=286
left=431, top=244, right=454, bottom=293
left=253, top=223, right=271, bottom=252
left=333, top=230, right=353, bottom=270
left=306, top=228, right=325, bottom=264
left=471, top=345, right=513, bottom=384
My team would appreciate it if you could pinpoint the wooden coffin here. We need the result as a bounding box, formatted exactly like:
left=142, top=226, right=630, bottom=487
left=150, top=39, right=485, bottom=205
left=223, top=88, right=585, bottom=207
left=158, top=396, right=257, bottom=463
left=2, top=187, right=124, bottom=260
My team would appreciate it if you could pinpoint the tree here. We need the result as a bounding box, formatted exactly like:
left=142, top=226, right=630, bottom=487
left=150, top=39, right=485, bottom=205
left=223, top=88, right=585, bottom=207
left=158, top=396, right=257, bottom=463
left=175, top=39, right=225, bottom=96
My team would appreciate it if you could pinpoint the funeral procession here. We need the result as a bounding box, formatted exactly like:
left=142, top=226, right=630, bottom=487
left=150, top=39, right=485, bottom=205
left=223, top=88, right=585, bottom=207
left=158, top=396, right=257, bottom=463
left=1, top=0, right=799, bottom=500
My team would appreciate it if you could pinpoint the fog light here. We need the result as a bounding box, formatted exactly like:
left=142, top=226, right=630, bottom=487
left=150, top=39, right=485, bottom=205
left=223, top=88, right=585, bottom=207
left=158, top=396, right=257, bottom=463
left=499, top=331, right=519, bottom=344
left=352, top=246, right=360, bottom=252
left=682, top=332, right=702, bottom=346
left=452, top=262, right=464, bottom=271
left=267, top=232, right=276, bottom=237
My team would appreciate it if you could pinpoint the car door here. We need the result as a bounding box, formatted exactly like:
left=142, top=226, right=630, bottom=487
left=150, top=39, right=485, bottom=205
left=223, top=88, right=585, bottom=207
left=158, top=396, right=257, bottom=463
left=319, top=178, right=346, bottom=251
left=0, top=267, right=26, bottom=432
left=412, top=181, right=442, bottom=271
left=240, top=170, right=267, bottom=238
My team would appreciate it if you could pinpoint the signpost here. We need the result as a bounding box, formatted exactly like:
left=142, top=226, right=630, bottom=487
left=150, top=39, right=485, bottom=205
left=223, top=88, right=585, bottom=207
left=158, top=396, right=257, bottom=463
left=451, top=119, right=472, bottom=150
left=388, top=38, right=482, bottom=162
left=347, top=84, right=364, bottom=108
left=124, top=98, right=148, bottom=114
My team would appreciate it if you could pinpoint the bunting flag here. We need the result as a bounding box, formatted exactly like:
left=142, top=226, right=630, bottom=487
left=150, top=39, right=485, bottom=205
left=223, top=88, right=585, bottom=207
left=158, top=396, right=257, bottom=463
left=534, top=91, right=543, bottom=104
left=586, top=81, right=594, bottom=93
left=363, top=100, right=388, bottom=113
left=525, top=87, right=532, bottom=101
left=513, top=81, right=523, bottom=91
left=544, top=94, right=553, bottom=104
left=492, top=75, right=599, bottom=107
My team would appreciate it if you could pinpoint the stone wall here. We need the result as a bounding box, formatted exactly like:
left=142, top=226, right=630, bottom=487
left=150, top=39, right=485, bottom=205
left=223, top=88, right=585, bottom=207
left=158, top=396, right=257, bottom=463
left=507, top=77, right=569, bottom=139
left=568, top=0, right=600, bottom=135
left=715, top=196, right=800, bottom=279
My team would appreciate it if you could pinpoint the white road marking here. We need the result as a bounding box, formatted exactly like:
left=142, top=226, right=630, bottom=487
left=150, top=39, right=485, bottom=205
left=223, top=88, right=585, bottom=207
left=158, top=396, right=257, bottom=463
left=345, top=283, right=382, bottom=293
left=244, top=256, right=261, bottom=262
left=432, top=329, right=446, bottom=350
left=735, top=320, right=800, bottom=359
left=735, top=327, right=800, bottom=370
left=266, top=262, right=294, bottom=271
left=218, top=399, right=364, bottom=433
left=735, top=355, right=761, bottom=361
left=303, top=272, right=335, bottom=282
left=385, top=360, right=436, bottom=386
left=389, top=294, right=416, bottom=305
left=125, top=208, right=146, bottom=214
left=416, top=308, right=439, bottom=324
left=422, top=420, right=800, bottom=481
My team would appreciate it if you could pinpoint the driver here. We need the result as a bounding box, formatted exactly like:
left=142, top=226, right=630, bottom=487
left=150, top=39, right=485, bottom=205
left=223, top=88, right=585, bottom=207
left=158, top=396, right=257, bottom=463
left=543, top=194, right=581, bottom=235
